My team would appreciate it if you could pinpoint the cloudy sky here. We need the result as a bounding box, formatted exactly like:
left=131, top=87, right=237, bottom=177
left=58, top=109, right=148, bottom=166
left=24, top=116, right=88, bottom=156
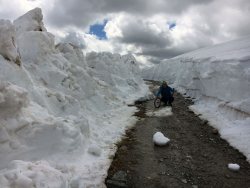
left=0, top=0, right=250, bottom=66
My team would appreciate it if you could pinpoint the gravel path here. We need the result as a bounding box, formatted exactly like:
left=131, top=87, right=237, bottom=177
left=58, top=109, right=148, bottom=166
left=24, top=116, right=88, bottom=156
left=106, top=82, right=250, bottom=188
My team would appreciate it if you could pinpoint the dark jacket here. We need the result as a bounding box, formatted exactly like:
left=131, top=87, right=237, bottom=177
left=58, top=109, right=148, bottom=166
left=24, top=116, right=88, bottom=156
left=156, top=86, right=174, bottom=97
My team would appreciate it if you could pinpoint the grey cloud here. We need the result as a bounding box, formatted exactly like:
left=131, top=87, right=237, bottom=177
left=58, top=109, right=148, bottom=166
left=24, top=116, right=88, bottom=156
left=46, top=0, right=103, bottom=28
left=114, top=15, right=213, bottom=62
left=140, top=48, right=186, bottom=59
left=46, top=0, right=214, bottom=28
left=137, top=46, right=195, bottom=64
left=118, top=21, right=171, bottom=48
left=134, top=31, right=213, bottom=63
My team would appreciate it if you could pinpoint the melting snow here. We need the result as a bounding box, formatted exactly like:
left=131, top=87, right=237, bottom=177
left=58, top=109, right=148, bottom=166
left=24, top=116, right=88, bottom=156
left=146, top=107, right=172, bottom=117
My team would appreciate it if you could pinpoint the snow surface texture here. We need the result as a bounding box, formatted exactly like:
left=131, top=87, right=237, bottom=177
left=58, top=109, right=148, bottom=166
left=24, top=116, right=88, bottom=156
left=146, top=107, right=172, bottom=117
left=143, top=36, right=250, bottom=162
left=0, top=8, right=150, bottom=187
left=153, top=132, right=170, bottom=146
left=14, top=8, right=47, bottom=35
left=228, top=163, right=240, bottom=171
left=0, top=20, right=20, bottom=65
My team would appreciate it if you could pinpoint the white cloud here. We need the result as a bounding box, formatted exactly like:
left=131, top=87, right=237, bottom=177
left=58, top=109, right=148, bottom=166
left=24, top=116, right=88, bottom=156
left=83, top=34, right=114, bottom=53
left=104, top=14, right=123, bottom=39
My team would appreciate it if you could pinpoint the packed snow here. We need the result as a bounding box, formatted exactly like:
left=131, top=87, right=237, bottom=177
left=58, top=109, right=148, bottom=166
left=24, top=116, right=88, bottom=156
left=146, top=107, right=172, bottom=117
left=143, top=36, right=250, bottom=162
left=228, top=163, right=240, bottom=171
left=0, top=8, right=150, bottom=187
left=153, top=132, right=170, bottom=146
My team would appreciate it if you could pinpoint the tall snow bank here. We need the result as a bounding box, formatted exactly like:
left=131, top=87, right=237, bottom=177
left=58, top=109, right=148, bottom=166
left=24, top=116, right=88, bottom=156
left=86, top=52, right=143, bottom=101
left=17, top=31, right=56, bottom=62
left=0, top=8, right=149, bottom=187
left=143, top=36, right=250, bottom=161
left=0, top=20, right=20, bottom=65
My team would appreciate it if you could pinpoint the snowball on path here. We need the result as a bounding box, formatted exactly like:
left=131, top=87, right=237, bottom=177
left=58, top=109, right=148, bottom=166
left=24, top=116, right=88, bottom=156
left=228, top=163, right=240, bottom=171
left=153, top=132, right=170, bottom=146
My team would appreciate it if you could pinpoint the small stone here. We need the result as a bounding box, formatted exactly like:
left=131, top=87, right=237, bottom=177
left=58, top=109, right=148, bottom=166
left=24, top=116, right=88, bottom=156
left=159, top=158, right=164, bottom=162
left=147, top=173, right=158, bottom=180
left=212, top=129, right=218, bottom=134
left=202, top=120, right=208, bottom=125
left=159, top=172, right=166, bottom=175
left=106, top=180, right=127, bottom=188
left=120, top=146, right=128, bottom=152
left=181, top=179, right=187, bottom=184
left=112, top=171, right=127, bottom=182
left=106, top=171, right=128, bottom=188
left=192, top=185, right=198, bottom=188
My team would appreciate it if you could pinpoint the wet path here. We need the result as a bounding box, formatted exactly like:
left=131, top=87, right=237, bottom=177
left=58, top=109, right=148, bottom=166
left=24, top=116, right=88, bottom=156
left=106, top=82, right=250, bottom=188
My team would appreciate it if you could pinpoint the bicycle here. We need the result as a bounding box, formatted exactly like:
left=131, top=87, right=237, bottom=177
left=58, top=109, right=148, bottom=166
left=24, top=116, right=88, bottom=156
left=154, top=97, right=161, bottom=108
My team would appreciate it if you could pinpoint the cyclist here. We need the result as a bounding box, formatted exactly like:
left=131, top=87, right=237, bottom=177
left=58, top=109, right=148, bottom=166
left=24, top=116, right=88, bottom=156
left=156, top=81, right=175, bottom=106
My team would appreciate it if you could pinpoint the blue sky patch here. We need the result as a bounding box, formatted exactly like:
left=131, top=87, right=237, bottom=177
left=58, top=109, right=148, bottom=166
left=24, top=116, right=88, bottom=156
left=167, top=21, right=176, bottom=30
left=89, top=20, right=108, bottom=40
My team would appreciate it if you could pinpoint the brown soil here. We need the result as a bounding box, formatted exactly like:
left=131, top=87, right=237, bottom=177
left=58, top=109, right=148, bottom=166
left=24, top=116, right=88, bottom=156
left=106, top=82, right=250, bottom=188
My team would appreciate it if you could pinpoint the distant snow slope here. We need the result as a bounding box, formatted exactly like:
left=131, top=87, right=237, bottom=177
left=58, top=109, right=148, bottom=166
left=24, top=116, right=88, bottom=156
left=0, top=8, right=149, bottom=187
left=143, top=36, right=250, bottom=162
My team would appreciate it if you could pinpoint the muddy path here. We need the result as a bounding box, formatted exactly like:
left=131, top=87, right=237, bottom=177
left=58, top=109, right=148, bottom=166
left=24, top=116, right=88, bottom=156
left=106, top=82, right=250, bottom=188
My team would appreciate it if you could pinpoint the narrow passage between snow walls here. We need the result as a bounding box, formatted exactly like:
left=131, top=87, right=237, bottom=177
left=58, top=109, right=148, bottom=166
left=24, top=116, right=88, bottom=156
left=142, top=37, right=250, bottom=163
left=106, top=81, right=250, bottom=188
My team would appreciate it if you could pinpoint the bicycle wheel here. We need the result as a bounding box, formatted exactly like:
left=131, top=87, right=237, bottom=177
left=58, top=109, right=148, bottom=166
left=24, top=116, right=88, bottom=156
left=154, top=98, right=161, bottom=108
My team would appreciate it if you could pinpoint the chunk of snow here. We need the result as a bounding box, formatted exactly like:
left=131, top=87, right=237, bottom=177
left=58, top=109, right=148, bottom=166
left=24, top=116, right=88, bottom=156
left=228, top=163, right=240, bottom=171
left=56, top=43, right=86, bottom=67
left=0, top=160, right=67, bottom=188
left=153, top=132, right=170, bottom=146
left=147, top=107, right=172, bottom=117
left=17, top=31, right=55, bottom=62
left=0, top=81, right=28, bottom=118
left=0, top=20, right=20, bottom=65
left=14, top=7, right=46, bottom=36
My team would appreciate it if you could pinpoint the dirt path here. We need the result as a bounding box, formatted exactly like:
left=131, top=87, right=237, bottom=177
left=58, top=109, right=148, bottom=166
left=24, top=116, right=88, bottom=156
left=106, top=82, right=250, bottom=188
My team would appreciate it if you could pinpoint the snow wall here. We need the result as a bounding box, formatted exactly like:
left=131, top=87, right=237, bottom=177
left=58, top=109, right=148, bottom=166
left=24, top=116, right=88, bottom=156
left=143, top=36, right=250, bottom=162
left=0, top=8, right=150, bottom=187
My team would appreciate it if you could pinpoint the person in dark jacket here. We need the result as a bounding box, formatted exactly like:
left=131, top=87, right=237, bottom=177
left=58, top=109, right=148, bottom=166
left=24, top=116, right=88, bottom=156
left=156, top=81, right=175, bottom=106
